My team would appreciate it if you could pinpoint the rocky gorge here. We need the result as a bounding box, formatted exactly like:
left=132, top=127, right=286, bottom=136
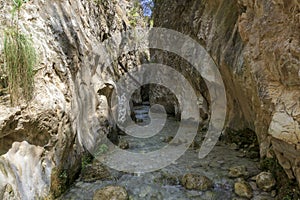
left=0, top=0, right=299, bottom=199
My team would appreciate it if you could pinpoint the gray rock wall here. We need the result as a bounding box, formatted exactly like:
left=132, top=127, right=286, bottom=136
left=0, top=0, right=145, bottom=198
left=153, top=0, right=300, bottom=186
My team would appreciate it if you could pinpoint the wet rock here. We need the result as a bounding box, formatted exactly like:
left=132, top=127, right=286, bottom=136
left=148, top=192, right=163, bottom=200
left=81, top=161, right=112, bottom=182
left=118, top=139, right=129, bottom=150
left=181, top=173, right=213, bottom=191
left=93, top=186, right=128, bottom=200
left=256, top=172, right=276, bottom=191
left=202, top=191, right=215, bottom=199
left=234, top=180, right=253, bottom=199
left=154, top=171, right=179, bottom=185
left=138, top=185, right=153, bottom=198
left=228, top=165, right=249, bottom=178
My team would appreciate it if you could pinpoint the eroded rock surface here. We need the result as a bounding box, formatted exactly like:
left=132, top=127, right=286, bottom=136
left=0, top=0, right=145, bottom=198
left=153, top=0, right=300, bottom=186
left=0, top=141, right=53, bottom=199
left=0, top=0, right=299, bottom=198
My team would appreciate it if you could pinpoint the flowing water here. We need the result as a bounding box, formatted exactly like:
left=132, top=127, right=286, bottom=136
left=61, top=104, right=274, bottom=200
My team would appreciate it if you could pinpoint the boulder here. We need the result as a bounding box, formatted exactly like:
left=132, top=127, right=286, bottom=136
left=93, top=186, right=128, bottom=200
left=181, top=173, right=213, bottom=191
left=256, top=172, right=276, bottom=192
left=234, top=180, right=253, bottom=199
left=228, top=165, right=249, bottom=178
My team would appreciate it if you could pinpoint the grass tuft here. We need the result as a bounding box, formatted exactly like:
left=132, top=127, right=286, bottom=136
left=3, top=0, right=36, bottom=105
left=4, top=28, right=36, bottom=105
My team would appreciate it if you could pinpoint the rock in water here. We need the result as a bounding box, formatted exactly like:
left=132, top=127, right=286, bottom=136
left=256, top=172, right=276, bottom=191
left=181, top=173, right=213, bottom=191
left=228, top=165, right=249, bottom=178
left=118, top=139, right=129, bottom=150
left=93, top=186, right=128, bottom=200
left=234, top=180, right=253, bottom=199
left=81, top=161, right=112, bottom=182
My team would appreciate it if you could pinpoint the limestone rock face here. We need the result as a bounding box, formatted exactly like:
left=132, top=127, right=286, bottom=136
left=0, top=141, right=53, bottom=200
left=0, top=0, right=144, bottom=198
left=153, top=0, right=300, bottom=186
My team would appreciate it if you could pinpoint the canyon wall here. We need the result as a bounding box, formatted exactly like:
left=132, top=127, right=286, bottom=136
left=153, top=0, right=300, bottom=186
left=0, top=0, right=299, bottom=198
left=0, top=0, right=144, bottom=199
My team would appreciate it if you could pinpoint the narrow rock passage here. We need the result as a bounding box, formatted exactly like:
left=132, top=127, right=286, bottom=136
left=0, top=0, right=299, bottom=199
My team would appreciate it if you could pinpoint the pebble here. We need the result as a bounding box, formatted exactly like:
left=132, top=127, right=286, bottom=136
left=93, top=186, right=128, bottom=200
left=228, top=165, right=249, bottom=178
left=118, top=140, right=129, bottom=149
left=256, top=172, right=276, bottom=192
left=182, top=173, right=213, bottom=191
left=234, top=180, right=253, bottom=199
left=271, top=190, right=276, bottom=197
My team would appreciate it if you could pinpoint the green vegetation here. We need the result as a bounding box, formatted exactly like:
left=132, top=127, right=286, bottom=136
left=0, top=53, right=8, bottom=95
left=59, top=170, right=68, bottom=180
left=128, top=1, right=141, bottom=27
left=94, top=144, right=109, bottom=157
left=4, top=30, right=36, bottom=105
left=81, top=153, right=93, bottom=170
left=51, top=167, right=68, bottom=198
left=3, top=0, right=36, bottom=105
left=260, top=157, right=280, bottom=174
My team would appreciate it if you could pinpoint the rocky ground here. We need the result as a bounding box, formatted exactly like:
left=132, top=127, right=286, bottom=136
left=61, top=106, right=282, bottom=200
left=62, top=142, right=278, bottom=200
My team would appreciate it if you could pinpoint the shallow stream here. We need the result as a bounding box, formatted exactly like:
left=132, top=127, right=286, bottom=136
left=61, top=104, right=274, bottom=200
